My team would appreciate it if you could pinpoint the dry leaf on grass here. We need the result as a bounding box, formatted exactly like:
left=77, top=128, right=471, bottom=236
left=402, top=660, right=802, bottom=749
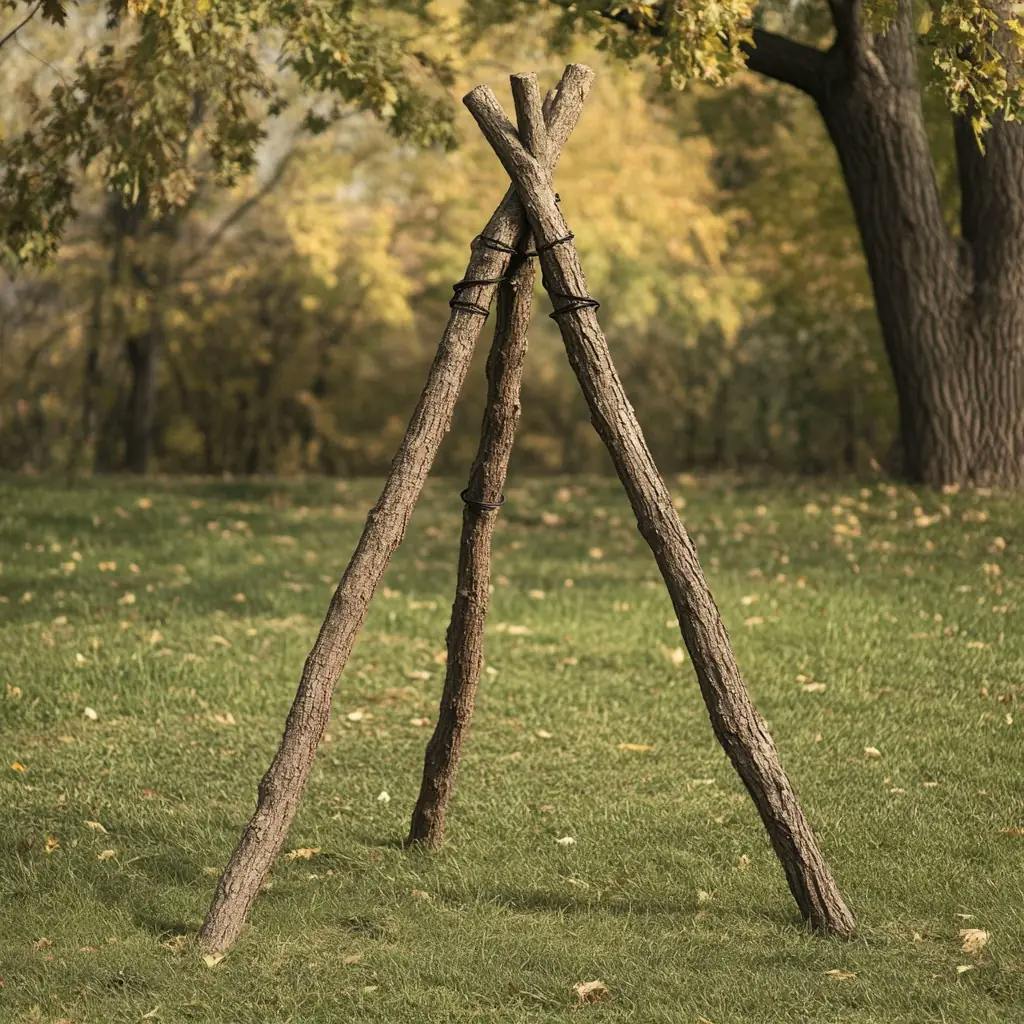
left=617, top=743, right=654, bottom=753
left=863, top=746, right=882, bottom=759
left=284, top=847, right=320, bottom=862
left=959, top=928, right=990, bottom=955
left=203, top=953, right=225, bottom=968
left=824, top=969, right=857, bottom=981
left=572, top=980, right=610, bottom=1005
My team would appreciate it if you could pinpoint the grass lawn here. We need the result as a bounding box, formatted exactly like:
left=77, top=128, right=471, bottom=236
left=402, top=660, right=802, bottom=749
left=1, top=473, right=1022, bottom=1023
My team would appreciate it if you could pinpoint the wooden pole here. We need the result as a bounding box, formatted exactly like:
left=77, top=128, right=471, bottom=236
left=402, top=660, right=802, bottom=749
left=464, top=82, right=856, bottom=938
left=408, top=74, right=548, bottom=848
left=198, top=65, right=594, bottom=955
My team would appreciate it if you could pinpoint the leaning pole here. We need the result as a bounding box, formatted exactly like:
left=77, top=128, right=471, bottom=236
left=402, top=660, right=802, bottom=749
left=463, top=80, right=856, bottom=938
left=198, top=65, right=595, bottom=955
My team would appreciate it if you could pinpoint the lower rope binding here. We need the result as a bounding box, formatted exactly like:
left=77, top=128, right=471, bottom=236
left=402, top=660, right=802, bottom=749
left=449, top=234, right=530, bottom=318
left=550, top=294, right=600, bottom=319
left=460, top=488, right=506, bottom=512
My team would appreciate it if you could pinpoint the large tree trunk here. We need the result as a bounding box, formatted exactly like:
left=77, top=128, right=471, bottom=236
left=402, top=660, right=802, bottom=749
left=737, top=4, right=1024, bottom=487
left=952, top=110, right=1024, bottom=486
left=747, top=2, right=1024, bottom=487
left=815, top=3, right=1022, bottom=486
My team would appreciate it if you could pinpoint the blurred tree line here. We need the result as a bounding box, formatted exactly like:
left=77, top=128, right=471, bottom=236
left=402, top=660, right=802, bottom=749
left=1, top=1, right=898, bottom=477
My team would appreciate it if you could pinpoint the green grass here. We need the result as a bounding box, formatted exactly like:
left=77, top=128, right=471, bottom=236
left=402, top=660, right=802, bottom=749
left=2, top=472, right=1022, bottom=1023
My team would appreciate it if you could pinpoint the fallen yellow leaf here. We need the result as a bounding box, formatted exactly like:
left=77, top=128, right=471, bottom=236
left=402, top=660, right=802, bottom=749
left=572, top=980, right=610, bottom=1004
left=284, top=847, right=320, bottom=862
left=959, top=928, right=990, bottom=955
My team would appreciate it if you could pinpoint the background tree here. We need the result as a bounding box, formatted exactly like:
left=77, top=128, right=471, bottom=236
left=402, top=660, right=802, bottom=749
left=0, top=0, right=455, bottom=472
left=17, top=2, right=994, bottom=481
left=504, top=0, right=1024, bottom=488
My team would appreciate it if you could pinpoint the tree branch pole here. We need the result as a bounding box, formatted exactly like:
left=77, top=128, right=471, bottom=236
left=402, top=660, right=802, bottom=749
left=464, top=82, right=856, bottom=938
left=197, top=63, right=593, bottom=956
left=408, top=74, right=551, bottom=848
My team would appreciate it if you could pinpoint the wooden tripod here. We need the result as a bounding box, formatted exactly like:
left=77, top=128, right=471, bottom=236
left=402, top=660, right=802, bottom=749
left=199, top=66, right=855, bottom=955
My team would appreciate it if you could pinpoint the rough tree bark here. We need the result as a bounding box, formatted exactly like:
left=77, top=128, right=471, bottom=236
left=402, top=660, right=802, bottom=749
left=465, top=82, right=856, bottom=937
left=197, top=64, right=594, bottom=955
left=408, top=74, right=548, bottom=849
left=743, top=1, right=1024, bottom=486
left=406, top=251, right=534, bottom=849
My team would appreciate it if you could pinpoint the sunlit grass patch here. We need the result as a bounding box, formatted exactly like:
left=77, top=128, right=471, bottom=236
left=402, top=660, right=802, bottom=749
left=1, top=474, right=1022, bottom=1022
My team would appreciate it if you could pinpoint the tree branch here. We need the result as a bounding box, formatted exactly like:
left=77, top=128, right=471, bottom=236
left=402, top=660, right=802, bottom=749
left=827, top=0, right=868, bottom=73
left=0, top=0, right=42, bottom=52
left=173, top=147, right=297, bottom=277
left=741, top=28, right=829, bottom=98
left=549, top=0, right=829, bottom=100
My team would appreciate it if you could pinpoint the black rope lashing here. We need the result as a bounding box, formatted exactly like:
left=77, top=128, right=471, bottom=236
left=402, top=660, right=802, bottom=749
left=449, top=275, right=505, bottom=318
left=549, top=292, right=600, bottom=319
left=452, top=229, right=597, bottom=319
left=460, top=487, right=505, bottom=512
left=473, top=234, right=518, bottom=256
left=449, top=235, right=527, bottom=317
left=536, top=231, right=574, bottom=254
left=523, top=228, right=574, bottom=260
left=539, top=263, right=600, bottom=320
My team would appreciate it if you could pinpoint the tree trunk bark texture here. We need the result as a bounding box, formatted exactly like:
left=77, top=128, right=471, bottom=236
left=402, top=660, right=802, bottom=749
left=198, top=65, right=594, bottom=955
left=407, top=255, right=534, bottom=848
left=465, top=83, right=856, bottom=937
left=812, top=1, right=1024, bottom=487
left=408, top=76, right=549, bottom=849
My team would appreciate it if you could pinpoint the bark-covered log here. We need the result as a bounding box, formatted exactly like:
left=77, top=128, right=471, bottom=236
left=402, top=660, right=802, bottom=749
left=406, top=253, right=534, bottom=848
left=464, top=82, right=856, bottom=937
left=198, top=64, right=594, bottom=955
left=408, top=74, right=549, bottom=848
